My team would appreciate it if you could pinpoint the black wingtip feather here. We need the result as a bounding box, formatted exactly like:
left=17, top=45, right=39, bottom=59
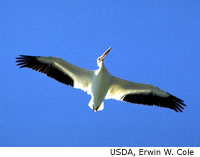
left=16, top=55, right=74, bottom=87
left=122, top=92, right=186, bottom=112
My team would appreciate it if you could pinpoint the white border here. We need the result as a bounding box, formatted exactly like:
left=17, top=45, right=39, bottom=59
left=0, top=147, right=199, bottom=157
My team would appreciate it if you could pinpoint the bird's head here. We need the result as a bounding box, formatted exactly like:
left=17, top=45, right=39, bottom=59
left=97, top=47, right=111, bottom=67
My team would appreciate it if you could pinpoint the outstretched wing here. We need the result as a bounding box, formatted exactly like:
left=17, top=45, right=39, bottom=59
left=16, top=55, right=93, bottom=94
left=106, top=76, right=186, bottom=112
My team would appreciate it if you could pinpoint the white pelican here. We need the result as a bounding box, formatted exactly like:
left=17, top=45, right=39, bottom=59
left=16, top=47, right=185, bottom=112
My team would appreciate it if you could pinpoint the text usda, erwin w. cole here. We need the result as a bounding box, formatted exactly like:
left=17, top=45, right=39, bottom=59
left=110, top=148, right=194, bottom=156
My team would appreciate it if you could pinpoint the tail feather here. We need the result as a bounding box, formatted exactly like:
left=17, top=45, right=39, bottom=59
left=88, top=100, right=104, bottom=112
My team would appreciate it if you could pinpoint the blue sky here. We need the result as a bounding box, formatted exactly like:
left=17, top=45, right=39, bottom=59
left=1, top=0, right=200, bottom=146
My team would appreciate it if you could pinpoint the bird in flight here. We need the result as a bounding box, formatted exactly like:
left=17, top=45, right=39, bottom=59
left=16, top=47, right=185, bottom=112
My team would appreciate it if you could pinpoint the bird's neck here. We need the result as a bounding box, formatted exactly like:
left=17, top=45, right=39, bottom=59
left=96, top=62, right=108, bottom=74
left=99, top=62, right=105, bottom=70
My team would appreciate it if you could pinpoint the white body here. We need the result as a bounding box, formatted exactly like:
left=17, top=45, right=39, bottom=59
left=89, top=63, right=111, bottom=111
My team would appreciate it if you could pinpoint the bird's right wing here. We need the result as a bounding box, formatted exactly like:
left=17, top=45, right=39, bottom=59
left=106, top=76, right=185, bottom=112
left=16, top=55, right=93, bottom=94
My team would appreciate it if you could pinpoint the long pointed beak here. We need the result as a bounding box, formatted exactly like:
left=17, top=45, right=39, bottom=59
left=100, top=47, right=111, bottom=61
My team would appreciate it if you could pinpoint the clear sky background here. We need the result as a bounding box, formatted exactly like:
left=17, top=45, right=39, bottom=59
left=1, top=0, right=200, bottom=146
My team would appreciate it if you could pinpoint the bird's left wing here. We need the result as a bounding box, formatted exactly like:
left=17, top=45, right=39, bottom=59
left=106, top=76, right=186, bottom=112
left=16, top=55, right=93, bottom=94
